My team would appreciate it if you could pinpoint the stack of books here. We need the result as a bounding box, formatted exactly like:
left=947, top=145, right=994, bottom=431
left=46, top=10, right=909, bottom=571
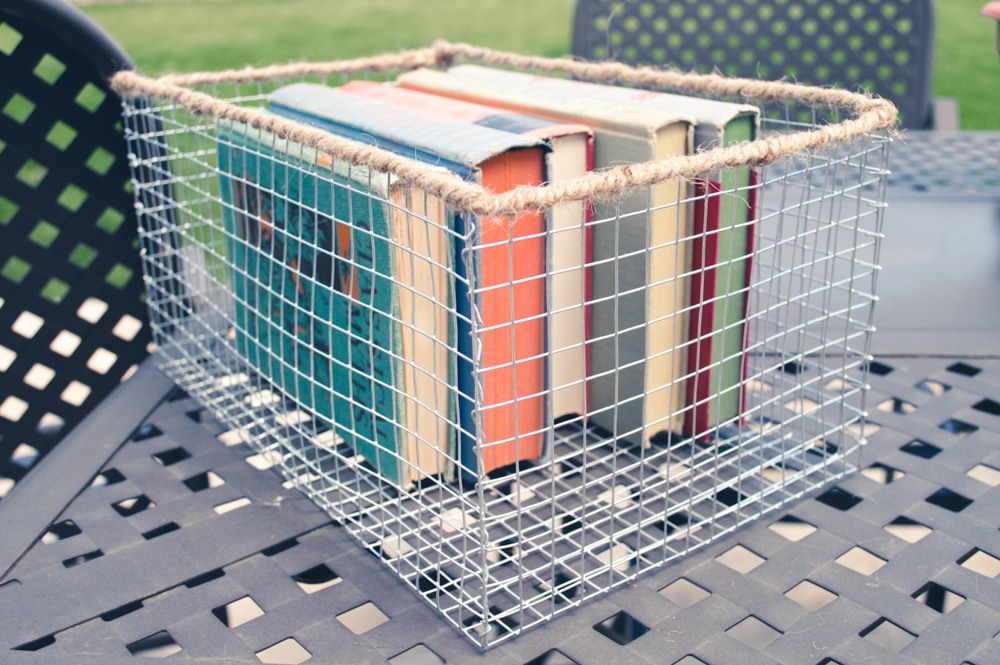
left=217, top=65, right=760, bottom=489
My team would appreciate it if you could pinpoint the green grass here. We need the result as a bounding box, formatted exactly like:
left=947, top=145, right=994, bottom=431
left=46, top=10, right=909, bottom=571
left=81, top=0, right=575, bottom=74
left=82, top=0, right=998, bottom=128
left=934, top=0, right=1000, bottom=129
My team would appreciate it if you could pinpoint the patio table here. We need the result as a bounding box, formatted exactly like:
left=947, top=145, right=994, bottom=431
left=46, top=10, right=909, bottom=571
left=1, top=131, right=999, bottom=665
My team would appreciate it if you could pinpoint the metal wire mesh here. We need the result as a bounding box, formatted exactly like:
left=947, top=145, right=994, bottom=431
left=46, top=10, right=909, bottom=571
left=122, top=69, right=888, bottom=649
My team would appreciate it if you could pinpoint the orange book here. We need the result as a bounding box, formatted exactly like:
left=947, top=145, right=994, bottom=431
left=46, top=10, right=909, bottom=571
left=478, top=150, right=546, bottom=472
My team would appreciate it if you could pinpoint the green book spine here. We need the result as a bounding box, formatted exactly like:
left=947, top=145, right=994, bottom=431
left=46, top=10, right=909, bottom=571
left=216, top=122, right=405, bottom=486
left=714, top=116, right=755, bottom=427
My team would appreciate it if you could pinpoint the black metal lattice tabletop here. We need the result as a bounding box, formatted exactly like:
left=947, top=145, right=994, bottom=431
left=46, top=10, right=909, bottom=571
left=0, top=353, right=998, bottom=665
left=886, top=131, right=1000, bottom=196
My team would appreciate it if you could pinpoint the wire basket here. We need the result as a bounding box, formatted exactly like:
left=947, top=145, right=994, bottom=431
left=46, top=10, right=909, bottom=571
left=116, top=43, right=892, bottom=649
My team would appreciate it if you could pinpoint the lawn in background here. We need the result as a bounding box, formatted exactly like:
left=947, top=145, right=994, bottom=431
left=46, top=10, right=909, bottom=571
left=80, top=0, right=576, bottom=75
left=934, top=0, right=998, bottom=129
left=82, top=0, right=998, bottom=129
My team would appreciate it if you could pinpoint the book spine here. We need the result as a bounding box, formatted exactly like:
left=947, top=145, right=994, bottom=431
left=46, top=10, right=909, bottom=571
left=586, top=193, right=649, bottom=444
left=454, top=214, right=479, bottom=481
left=685, top=179, right=722, bottom=442
left=476, top=149, right=547, bottom=474
left=269, top=102, right=477, bottom=180
left=740, top=169, right=760, bottom=422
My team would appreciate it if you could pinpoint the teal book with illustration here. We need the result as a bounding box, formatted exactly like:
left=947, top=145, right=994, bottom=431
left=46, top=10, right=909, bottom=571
left=216, top=119, right=425, bottom=487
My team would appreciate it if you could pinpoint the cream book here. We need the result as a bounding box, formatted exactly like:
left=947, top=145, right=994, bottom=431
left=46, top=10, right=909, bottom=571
left=398, top=68, right=696, bottom=446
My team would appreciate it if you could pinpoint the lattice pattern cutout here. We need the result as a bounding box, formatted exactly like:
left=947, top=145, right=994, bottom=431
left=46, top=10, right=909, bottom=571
left=572, top=0, right=932, bottom=127
left=0, top=11, right=150, bottom=493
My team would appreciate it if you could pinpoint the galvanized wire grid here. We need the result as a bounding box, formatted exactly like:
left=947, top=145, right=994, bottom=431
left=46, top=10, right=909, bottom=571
left=122, top=71, right=888, bottom=649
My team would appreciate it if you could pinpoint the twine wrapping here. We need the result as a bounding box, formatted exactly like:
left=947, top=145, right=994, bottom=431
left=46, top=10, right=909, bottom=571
left=111, top=40, right=897, bottom=217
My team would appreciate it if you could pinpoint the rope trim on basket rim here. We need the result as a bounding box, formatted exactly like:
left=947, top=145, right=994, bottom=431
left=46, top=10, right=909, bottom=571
left=110, top=40, right=897, bottom=217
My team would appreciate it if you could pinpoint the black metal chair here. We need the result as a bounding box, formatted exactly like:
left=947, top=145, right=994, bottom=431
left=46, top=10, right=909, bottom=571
left=0, top=0, right=151, bottom=493
left=572, top=0, right=949, bottom=128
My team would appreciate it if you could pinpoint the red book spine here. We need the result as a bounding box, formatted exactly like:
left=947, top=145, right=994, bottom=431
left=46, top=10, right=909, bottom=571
left=685, top=179, right=721, bottom=441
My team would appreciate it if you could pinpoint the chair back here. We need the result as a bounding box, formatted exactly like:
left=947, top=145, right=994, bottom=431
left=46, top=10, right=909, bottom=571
left=0, top=0, right=149, bottom=489
left=573, top=0, right=934, bottom=127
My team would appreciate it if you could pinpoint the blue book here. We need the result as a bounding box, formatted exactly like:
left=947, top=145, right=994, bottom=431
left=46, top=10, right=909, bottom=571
left=270, top=84, right=551, bottom=480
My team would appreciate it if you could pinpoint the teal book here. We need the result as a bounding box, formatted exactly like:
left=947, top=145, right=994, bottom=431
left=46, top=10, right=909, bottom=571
left=216, top=118, right=456, bottom=488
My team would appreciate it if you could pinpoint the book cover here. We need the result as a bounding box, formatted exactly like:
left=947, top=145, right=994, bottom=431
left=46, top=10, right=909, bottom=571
left=269, top=83, right=550, bottom=477
left=397, top=68, right=696, bottom=447
left=215, top=119, right=412, bottom=486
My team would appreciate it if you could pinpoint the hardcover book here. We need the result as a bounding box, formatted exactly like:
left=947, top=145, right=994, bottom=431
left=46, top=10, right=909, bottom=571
left=337, top=81, right=595, bottom=424
left=397, top=68, right=696, bottom=447
left=269, top=83, right=551, bottom=477
left=216, top=119, right=423, bottom=486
